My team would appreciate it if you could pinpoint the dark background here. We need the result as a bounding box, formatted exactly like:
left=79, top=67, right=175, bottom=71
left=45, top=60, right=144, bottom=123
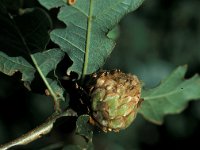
left=1, top=0, right=200, bottom=149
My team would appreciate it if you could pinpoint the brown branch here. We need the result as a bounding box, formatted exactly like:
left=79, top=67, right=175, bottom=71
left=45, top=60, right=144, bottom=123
left=0, top=109, right=77, bottom=150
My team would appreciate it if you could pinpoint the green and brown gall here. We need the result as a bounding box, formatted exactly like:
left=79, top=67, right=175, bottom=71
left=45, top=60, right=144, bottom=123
left=87, top=70, right=142, bottom=132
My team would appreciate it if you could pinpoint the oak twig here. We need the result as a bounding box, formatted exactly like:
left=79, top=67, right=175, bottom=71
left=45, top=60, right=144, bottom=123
left=0, top=109, right=77, bottom=150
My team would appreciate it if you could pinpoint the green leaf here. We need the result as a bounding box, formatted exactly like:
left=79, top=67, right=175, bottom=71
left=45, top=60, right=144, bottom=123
left=76, top=115, right=93, bottom=140
left=38, top=0, right=65, bottom=9
left=107, top=26, right=120, bottom=41
left=62, top=115, right=93, bottom=150
left=0, top=7, right=51, bottom=56
left=0, top=6, right=65, bottom=104
left=32, top=49, right=65, bottom=100
left=76, top=115, right=93, bottom=150
left=0, top=50, right=65, bottom=101
left=0, top=51, right=35, bottom=82
left=139, top=66, right=200, bottom=124
left=38, top=0, right=144, bottom=78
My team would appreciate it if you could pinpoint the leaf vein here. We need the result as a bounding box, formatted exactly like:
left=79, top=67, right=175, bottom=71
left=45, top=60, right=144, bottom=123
left=53, top=33, right=85, bottom=54
left=144, top=88, right=183, bottom=100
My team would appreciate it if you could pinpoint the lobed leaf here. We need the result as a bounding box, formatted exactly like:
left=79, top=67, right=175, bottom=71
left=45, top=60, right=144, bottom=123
left=38, top=0, right=65, bottom=9
left=32, top=49, right=65, bottom=100
left=38, top=0, right=144, bottom=78
left=139, top=66, right=200, bottom=124
left=0, top=5, right=65, bottom=101
left=0, top=51, right=35, bottom=82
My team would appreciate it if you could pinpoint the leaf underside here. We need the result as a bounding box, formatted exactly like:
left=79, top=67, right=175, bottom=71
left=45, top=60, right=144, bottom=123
left=139, top=66, right=200, bottom=124
left=38, top=0, right=144, bottom=78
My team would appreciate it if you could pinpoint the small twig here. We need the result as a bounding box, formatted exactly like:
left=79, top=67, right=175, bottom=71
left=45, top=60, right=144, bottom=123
left=0, top=109, right=77, bottom=150
left=53, top=98, right=62, bottom=113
